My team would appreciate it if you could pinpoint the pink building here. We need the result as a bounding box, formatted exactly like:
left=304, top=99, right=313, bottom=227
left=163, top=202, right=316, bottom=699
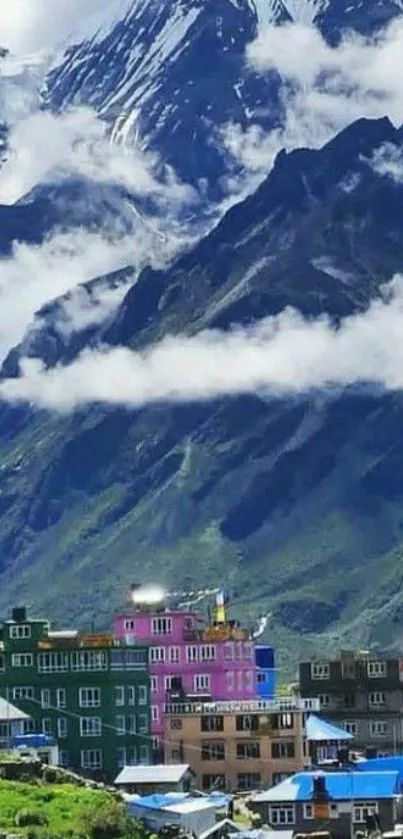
left=113, top=593, right=256, bottom=744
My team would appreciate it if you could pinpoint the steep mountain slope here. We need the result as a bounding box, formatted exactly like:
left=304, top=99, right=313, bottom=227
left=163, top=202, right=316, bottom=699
left=45, top=0, right=403, bottom=197
left=1, top=116, right=403, bottom=664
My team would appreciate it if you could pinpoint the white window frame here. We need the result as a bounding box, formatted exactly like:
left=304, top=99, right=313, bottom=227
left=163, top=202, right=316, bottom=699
left=79, top=716, right=102, bottom=737
left=354, top=802, right=379, bottom=824
left=139, top=685, right=147, bottom=705
left=41, top=688, right=51, bottom=708
left=140, top=744, right=149, bottom=762
left=10, top=624, right=31, bottom=639
left=115, top=686, right=125, bottom=706
left=127, top=715, right=137, bottom=734
left=269, top=805, right=295, bottom=826
left=200, top=645, right=216, bottom=662
left=57, top=688, right=66, bottom=708
left=318, top=693, right=330, bottom=707
left=194, top=674, right=211, bottom=693
left=369, top=691, right=386, bottom=707
left=151, top=705, right=159, bottom=722
left=367, top=661, right=386, bottom=678
left=224, top=643, right=234, bottom=660
left=370, top=720, right=387, bottom=736
left=165, top=675, right=177, bottom=691
left=127, top=686, right=136, bottom=706
left=42, top=717, right=52, bottom=734
left=169, top=646, right=180, bottom=663
left=71, top=651, right=107, bottom=672
left=38, top=652, right=69, bottom=673
left=303, top=804, right=314, bottom=819
left=138, top=714, right=148, bottom=734
left=57, top=717, right=68, bottom=738
left=124, top=619, right=135, bottom=631
left=344, top=721, right=358, bottom=736
left=79, top=687, right=101, bottom=708
left=151, top=616, right=172, bottom=636
left=11, top=653, right=33, bottom=667
left=115, top=715, right=126, bottom=735
left=81, top=749, right=102, bottom=770
left=13, top=686, right=34, bottom=700
left=150, top=675, right=158, bottom=693
left=187, top=646, right=198, bottom=663
left=150, top=647, right=165, bottom=663
left=311, top=662, right=330, bottom=680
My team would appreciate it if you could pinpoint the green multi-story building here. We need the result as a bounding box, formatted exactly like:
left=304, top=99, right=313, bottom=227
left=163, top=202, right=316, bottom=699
left=0, top=607, right=151, bottom=781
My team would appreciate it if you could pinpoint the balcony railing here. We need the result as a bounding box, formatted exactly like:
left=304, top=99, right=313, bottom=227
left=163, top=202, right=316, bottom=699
left=165, top=697, right=320, bottom=715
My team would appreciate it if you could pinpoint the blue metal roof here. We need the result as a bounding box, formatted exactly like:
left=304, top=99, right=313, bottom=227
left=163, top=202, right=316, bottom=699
left=252, top=771, right=400, bottom=804
left=357, top=758, right=403, bottom=782
left=128, top=793, right=230, bottom=812
left=306, top=715, right=353, bottom=742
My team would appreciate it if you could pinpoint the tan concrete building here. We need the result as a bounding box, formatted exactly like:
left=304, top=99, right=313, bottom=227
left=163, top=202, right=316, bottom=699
left=164, top=697, right=319, bottom=792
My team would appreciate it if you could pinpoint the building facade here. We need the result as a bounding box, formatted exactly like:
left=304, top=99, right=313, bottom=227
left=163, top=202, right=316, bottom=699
left=255, top=646, right=276, bottom=699
left=0, top=608, right=151, bottom=780
left=251, top=769, right=401, bottom=837
left=163, top=697, right=319, bottom=792
left=114, top=593, right=263, bottom=744
left=299, top=650, right=403, bottom=755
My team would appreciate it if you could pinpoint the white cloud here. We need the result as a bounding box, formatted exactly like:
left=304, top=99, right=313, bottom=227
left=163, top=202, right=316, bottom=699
left=223, top=17, right=403, bottom=197
left=4, top=276, right=403, bottom=412
left=0, top=0, right=134, bottom=56
left=370, top=142, right=403, bottom=184
left=0, top=107, right=195, bottom=207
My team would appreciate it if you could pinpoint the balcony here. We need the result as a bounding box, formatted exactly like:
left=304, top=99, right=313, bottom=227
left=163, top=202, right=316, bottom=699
left=165, top=697, right=320, bottom=715
left=37, top=632, right=115, bottom=650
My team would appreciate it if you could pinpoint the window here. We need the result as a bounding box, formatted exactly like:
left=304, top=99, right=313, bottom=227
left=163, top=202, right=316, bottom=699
left=38, top=652, right=69, bottom=673
left=238, top=773, right=261, bottom=791
left=12, top=653, right=33, bottom=667
left=245, top=670, right=254, bottom=690
left=127, top=715, right=137, bottom=734
left=0, top=654, right=4, bottom=672
left=151, top=706, right=159, bottom=722
left=370, top=720, right=387, bottom=736
left=57, top=718, right=67, bottom=738
left=41, top=689, right=51, bottom=708
left=194, top=674, right=210, bottom=693
left=71, top=651, right=107, bottom=672
left=200, top=645, right=216, bottom=662
left=115, top=686, right=125, bottom=706
left=235, top=642, right=243, bottom=660
left=57, top=688, right=66, bottom=709
left=10, top=624, right=31, bottom=639
left=311, top=662, right=330, bottom=680
left=278, top=713, right=294, bottom=730
left=115, top=715, right=126, bottom=735
left=170, top=718, right=182, bottom=730
left=139, top=685, right=147, bottom=705
left=150, top=647, right=165, bottom=663
left=187, top=646, right=198, bottom=663
left=127, top=686, right=136, bottom=706
left=344, top=692, right=355, bottom=708
left=138, top=715, right=148, bottom=734
left=224, top=643, right=234, bottom=660
left=354, top=802, right=378, bottom=823
left=236, top=715, right=259, bottom=732
left=257, top=672, right=266, bottom=684
left=243, top=642, right=253, bottom=659
left=110, top=649, right=147, bottom=669
left=127, top=747, right=137, bottom=764
left=271, top=741, right=295, bottom=759
left=202, top=742, right=225, bottom=761
left=202, top=774, right=225, bottom=792
left=79, top=687, right=101, bottom=708
left=151, top=617, right=172, bottom=635
left=367, top=661, right=386, bottom=678
left=13, top=686, right=34, bottom=700
left=124, top=619, right=135, bottom=631
left=237, top=742, right=260, bottom=759
left=140, top=745, right=149, bottom=763
left=201, top=716, right=224, bottom=733
left=117, top=747, right=126, bottom=768
left=269, top=805, right=295, bottom=826
left=59, top=751, right=69, bottom=767
left=344, top=721, right=357, bottom=736
left=226, top=671, right=234, bottom=691
left=42, top=718, right=52, bottom=734
left=169, top=647, right=180, bottom=663
left=151, top=676, right=158, bottom=693
left=81, top=749, right=102, bottom=770
left=369, top=691, right=386, bottom=706
left=80, top=717, right=102, bottom=737
left=165, top=675, right=176, bottom=691
left=318, top=694, right=330, bottom=708
left=304, top=804, right=314, bottom=819
left=272, top=772, right=292, bottom=785
left=341, top=660, right=356, bottom=679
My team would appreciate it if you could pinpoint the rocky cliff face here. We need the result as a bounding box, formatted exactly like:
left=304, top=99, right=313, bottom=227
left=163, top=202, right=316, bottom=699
left=1, top=116, right=403, bottom=663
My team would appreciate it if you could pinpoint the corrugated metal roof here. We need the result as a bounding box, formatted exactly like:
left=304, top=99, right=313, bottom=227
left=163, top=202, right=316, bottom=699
left=0, top=697, right=30, bottom=721
left=357, top=757, right=403, bottom=779
left=115, top=764, right=190, bottom=785
left=306, top=714, right=353, bottom=742
left=252, top=771, right=400, bottom=804
left=127, top=792, right=230, bottom=814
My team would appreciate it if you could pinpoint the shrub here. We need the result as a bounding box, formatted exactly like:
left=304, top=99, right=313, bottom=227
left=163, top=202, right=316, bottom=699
left=15, top=808, right=49, bottom=827
left=80, top=798, right=134, bottom=839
